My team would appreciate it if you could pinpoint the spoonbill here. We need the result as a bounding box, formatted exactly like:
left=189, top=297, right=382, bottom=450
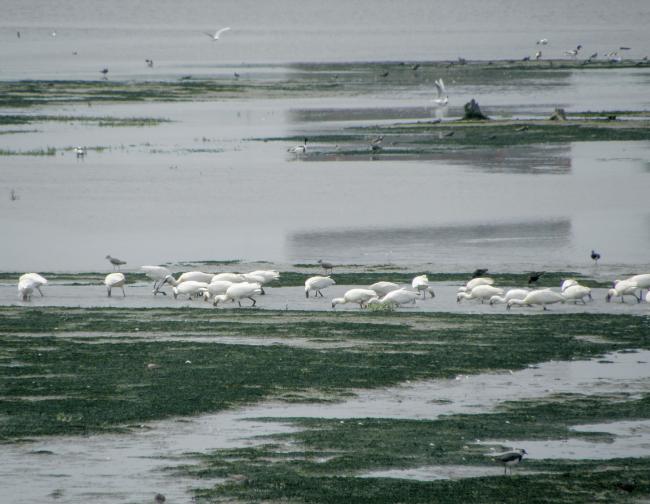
left=161, top=271, right=214, bottom=287
left=212, top=272, right=246, bottom=283
left=75, top=146, right=86, bottom=157
left=18, top=277, right=41, bottom=301
left=373, top=288, right=420, bottom=308
left=104, top=272, right=126, bottom=297
left=305, top=276, right=336, bottom=298
left=368, top=281, right=401, bottom=297
left=490, top=449, right=527, bottom=475
left=243, top=270, right=280, bottom=294
left=213, top=282, right=262, bottom=307
left=172, top=281, right=209, bottom=300
left=288, top=138, right=307, bottom=154
left=562, top=284, right=593, bottom=304
left=507, top=289, right=566, bottom=310
left=560, top=279, right=579, bottom=292
left=488, top=288, right=529, bottom=305
left=140, top=265, right=172, bottom=295
left=106, top=255, right=126, bottom=270
left=627, top=274, right=650, bottom=297
left=536, top=38, right=548, bottom=45
left=607, top=280, right=640, bottom=303
left=433, top=78, right=448, bottom=106
left=458, top=277, right=494, bottom=293
left=202, top=280, right=234, bottom=301
left=331, top=289, right=378, bottom=309
left=457, top=284, right=504, bottom=303
left=18, top=273, right=47, bottom=297
left=204, top=26, right=231, bottom=40
left=412, top=275, right=435, bottom=299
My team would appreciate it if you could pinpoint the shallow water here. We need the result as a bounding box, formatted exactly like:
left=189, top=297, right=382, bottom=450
left=1, top=350, right=648, bottom=503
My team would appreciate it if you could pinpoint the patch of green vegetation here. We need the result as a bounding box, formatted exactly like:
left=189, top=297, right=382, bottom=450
left=0, top=147, right=56, bottom=156
left=1, top=307, right=649, bottom=440
left=0, top=114, right=169, bottom=127
left=185, top=393, right=650, bottom=503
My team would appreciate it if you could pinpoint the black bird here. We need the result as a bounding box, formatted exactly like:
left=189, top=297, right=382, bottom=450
left=411, top=63, right=421, bottom=71
left=492, top=449, right=527, bottom=475
left=527, top=271, right=545, bottom=284
left=591, top=249, right=601, bottom=265
left=381, top=71, right=389, bottom=78
left=100, top=68, right=109, bottom=78
left=318, top=259, right=334, bottom=274
left=472, top=268, right=489, bottom=278
left=145, top=59, right=154, bottom=68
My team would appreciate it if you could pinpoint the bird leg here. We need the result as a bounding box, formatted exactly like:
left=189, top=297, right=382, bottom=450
left=37, top=286, right=44, bottom=297
left=121, top=286, right=126, bottom=297
left=107, top=288, right=112, bottom=297
left=238, top=300, right=242, bottom=307
left=248, top=297, right=257, bottom=307
left=261, top=287, right=266, bottom=295
left=305, top=291, right=309, bottom=298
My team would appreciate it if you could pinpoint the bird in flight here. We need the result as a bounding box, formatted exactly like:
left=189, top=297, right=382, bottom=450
left=204, top=26, right=231, bottom=41
left=433, top=78, right=448, bottom=106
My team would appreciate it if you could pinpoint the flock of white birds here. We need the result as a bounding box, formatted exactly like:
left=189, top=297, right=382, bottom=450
left=14, top=268, right=650, bottom=310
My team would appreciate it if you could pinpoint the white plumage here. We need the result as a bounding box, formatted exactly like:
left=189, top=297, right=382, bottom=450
left=104, top=273, right=126, bottom=297
left=507, top=289, right=565, bottom=310
left=412, top=275, right=435, bottom=299
left=305, top=276, right=336, bottom=298
left=213, top=282, right=262, bottom=307
left=140, top=265, right=172, bottom=295
left=489, top=288, right=529, bottom=305
left=331, top=289, right=378, bottom=309
left=457, top=284, right=504, bottom=303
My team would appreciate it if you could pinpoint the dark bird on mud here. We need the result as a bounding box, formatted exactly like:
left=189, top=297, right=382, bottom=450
left=106, top=255, right=126, bottom=270
left=472, top=268, right=489, bottom=278
left=411, top=63, right=421, bottom=71
left=381, top=71, right=390, bottom=78
left=591, top=249, right=601, bottom=265
left=491, top=449, right=527, bottom=475
left=527, top=271, right=545, bottom=284
left=318, top=259, right=334, bottom=274
left=154, top=493, right=166, bottom=503
left=370, top=135, right=384, bottom=151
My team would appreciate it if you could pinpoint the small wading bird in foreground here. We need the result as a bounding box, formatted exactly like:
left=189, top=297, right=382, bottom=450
left=490, top=448, right=527, bottom=475
left=204, top=26, right=231, bottom=41
left=106, top=255, right=126, bottom=270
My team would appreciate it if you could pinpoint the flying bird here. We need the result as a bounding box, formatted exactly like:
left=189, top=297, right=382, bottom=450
left=536, top=38, right=548, bottom=45
left=433, top=78, right=448, bottom=106
left=204, top=26, right=231, bottom=41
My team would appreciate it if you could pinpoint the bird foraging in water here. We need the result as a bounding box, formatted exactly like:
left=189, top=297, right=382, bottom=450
left=106, top=255, right=126, bottom=270
left=305, top=276, right=335, bottom=298
left=104, top=272, right=126, bottom=297
left=490, top=449, right=527, bottom=475
left=590, top=249, right=601, bottom=264
left=287, top=138, right=307, bottom=154
left=527, top=271, right=545, bottom=284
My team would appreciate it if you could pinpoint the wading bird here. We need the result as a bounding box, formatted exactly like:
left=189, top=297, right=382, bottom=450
left=507, top=289, right=565, bottom=310
left=104, top=272, right=126, bottom=297
left=331, top=289, right=378, bottom=309
left=106, top=255, right=126, bottom=270
left=489, top=288, right=529, bottom=305
left=412, top=275, right=435, bottom=298
left=18, top=273, right=48, bottom=297
left=606, top=280, right=640, bottom=303
left=370, top=288, right=420, bottom=308
left=201, top=280, right=234, bottom=301
left=172, top=280, right=210, bottom=300
left=591, top=249, right=601, bottom=264
left=491, top=449, right=527, bottom=475
left=305, top=276, right=336, bottom=298
left=213, top=282, right=262, bottom=307
left=318, top=259, right=334, bottom=274
left=562, top=284, right=593, bottom=304
left=458, top=277, right=494, bottom=293
left=457, top=284, right=504, bottom=303
left=368, top=281, right=401, bottom=297
left=140, top=265, right=172, bottom=295
left=288, top=138, right=307, bottom=154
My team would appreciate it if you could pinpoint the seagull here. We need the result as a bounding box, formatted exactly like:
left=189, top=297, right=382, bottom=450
left=204, top=26, right=231, bottom=41
left=318, top=259, right=334, bottom=274
left=433, top=78, right=448, bottom=106
left=590, top=249, right=601, bottom=264
left=145, top=59, right=154, bottom=68
left=288, top=138, right=307, bottom=154
left=305, top=276, right=336, bottom=298
left=106, top=255, right=126, bottom=270
left=51, top=31, right=57, bottom=38
left=104, top=272, right=126, bottom=297
left=536, top=38, right=548, bottom=45
left=491, top=449, right=527, bottom=475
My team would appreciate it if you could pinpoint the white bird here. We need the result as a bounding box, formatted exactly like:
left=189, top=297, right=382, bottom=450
left=457, top=284, right=504, bottom=303
left=18, top=273, right=48, bottom=297
left=106, top=255, right=126, bottom=270
left=564, top=44, right=582, bottom=58
left=488, top=288, right=529, bottom=305
left=507, top=289, right=566, bottom=310
left=412, top=275, right=435, bottom=299
left=204, top=26, right=231, bottom=40
left=368, top=281, right=401, bottom=297
left=213, top=282, right=262, bottom=307
left=104, top=272, right=126, bottom=297
left=433, top=78, right=448, bottom=106
left=243, top=270, right=280, bottom=294
left=201, top=280, right=234, bottom=301
left=535, top=50, right=542, bottom=60
left=627, top=274, right=650, bottom=296
left=490, top=449, right=527, bottom=475
left=646, top=291, right=650, bottom=304
left=562, top=284, right=592, bottom=304
left=560, top=279, right=579, bottom=292
left=140, top=265, right=172, bottom=295
left=288, top=138, right=307, bottom=154
left=18, top=277, right=40, bottom=301
left=536, top=38, right=548, bottom=45
left=331, top=289, right=378, bottom=309
left=374, top=288, right=420, bottom=307
left=74, top=146, right=86, bottom=157
left=305, top=276, right=336, bottom=298
left=458, top=277, right=495, bottom=293
left=172, top=280, right=209, bottom=300
left=162, top=271, right=214, bottom=287
left=211, top=272, right=246, bottom=283
left=607, top=280, right=640, bottom=303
